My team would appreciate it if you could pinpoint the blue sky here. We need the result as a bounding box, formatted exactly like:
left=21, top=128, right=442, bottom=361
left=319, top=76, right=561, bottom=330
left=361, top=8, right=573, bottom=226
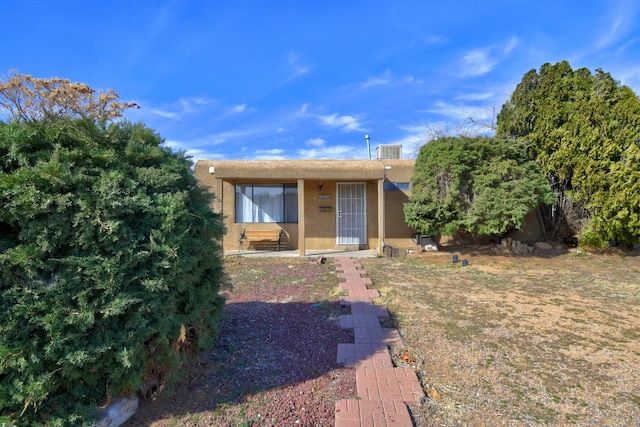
left=2, top=1, right=640, bottom=162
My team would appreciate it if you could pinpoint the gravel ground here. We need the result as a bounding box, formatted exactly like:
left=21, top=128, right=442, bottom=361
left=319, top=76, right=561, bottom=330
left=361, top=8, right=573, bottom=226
left=125, top=257, right=356, bottom=426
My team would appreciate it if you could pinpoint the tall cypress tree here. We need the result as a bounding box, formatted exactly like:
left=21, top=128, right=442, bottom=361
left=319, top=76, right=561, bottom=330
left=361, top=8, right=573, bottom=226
left=497, top=61, right=640, bottom=245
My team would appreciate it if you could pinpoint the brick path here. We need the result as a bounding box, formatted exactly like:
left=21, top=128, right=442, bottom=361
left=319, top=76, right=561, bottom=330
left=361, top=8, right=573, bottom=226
left=334, top=258, right=424, bottom=427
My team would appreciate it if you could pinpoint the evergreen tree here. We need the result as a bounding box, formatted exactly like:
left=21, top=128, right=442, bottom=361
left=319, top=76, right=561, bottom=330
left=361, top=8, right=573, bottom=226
left=404, top=136, right=553, bottom=238
left=0, top=76, right=226, bottom=425
left=497, top=61, right=640, bottom=245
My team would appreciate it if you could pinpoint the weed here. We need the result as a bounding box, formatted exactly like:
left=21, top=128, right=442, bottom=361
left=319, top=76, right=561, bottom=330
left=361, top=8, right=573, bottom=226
left=361, top=251, right=640, bottom=426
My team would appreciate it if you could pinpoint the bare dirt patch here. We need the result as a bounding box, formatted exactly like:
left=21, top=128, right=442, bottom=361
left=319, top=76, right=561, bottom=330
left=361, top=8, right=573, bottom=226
left=362, top=249, right=640, bottom=426
left=124, top=249, right=639, bottom=426
left=125, top=257, right=355, bottom=426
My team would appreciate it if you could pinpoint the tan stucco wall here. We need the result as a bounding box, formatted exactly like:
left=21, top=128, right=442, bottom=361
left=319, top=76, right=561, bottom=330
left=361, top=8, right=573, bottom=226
left=194, top=159, right=418, bottom=252
left=384, top=190, right=416, bottom=248
left=303, top=180, right=337, bottom=250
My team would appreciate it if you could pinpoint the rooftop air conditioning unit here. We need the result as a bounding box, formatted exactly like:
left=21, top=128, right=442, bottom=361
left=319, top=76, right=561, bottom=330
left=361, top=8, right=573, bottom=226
left=376, top=144, right=402, bottom=160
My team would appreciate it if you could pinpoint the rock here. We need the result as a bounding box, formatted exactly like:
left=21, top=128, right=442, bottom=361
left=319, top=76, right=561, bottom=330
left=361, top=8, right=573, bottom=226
left=383, top=245, right=393, bottom=257
left=508, top=239, right=526, bottom=254
left=534, top=242, right=553, bottom=250
left=424, top=244, right=439, bottom=252
left=96, top=396, right=139, bottom=427
left=501, top=237, right=513, bottom=250
left=383, top=246, right=405, bottom=258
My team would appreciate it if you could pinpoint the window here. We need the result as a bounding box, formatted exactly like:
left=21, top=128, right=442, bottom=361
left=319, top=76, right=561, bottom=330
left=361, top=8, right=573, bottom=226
left=235, top=184, right=298, bottom=223
left=383, top=181, right=410, bottom=191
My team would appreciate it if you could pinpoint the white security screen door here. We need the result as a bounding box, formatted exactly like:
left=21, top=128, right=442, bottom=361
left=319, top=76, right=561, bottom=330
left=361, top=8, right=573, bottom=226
left=336, top=183, right=367, bottom=245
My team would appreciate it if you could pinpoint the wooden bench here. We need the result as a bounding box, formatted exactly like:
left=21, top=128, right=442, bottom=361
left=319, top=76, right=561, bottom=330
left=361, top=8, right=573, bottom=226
left=239, top=228, right=284, bottom=251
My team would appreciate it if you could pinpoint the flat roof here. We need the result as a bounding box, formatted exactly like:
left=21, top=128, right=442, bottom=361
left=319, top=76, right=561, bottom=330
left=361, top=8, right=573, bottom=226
left=196, top=159, right=415, bottom=180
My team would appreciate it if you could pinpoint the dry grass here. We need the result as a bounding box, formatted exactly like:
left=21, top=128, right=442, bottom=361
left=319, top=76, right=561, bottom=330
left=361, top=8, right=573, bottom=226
left=362, top=249, right=640, bottom=427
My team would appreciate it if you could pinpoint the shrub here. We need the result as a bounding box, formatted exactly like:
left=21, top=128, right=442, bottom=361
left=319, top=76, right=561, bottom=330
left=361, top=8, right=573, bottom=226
left=404, top=136, right=554, bottom=238
left=0, top=118, right=226, bottom=425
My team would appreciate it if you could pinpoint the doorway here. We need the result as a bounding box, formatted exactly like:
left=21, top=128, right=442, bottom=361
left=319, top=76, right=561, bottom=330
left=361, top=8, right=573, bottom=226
left=336, top=182, right=367, bottom=246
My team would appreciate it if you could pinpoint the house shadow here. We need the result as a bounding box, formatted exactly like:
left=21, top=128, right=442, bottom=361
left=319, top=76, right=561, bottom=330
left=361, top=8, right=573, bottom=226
left=124, top=299, right=362, bottom=425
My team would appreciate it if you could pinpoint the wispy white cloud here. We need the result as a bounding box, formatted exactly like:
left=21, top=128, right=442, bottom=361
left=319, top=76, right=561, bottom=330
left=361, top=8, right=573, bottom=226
left=427, top=101, right=496, bottom=122
left=127, top=97, right=252, bottom=129
left=305, top=137, right=326, bottom=147
left=285, top=51, right=311, bottom=81
left=123, top=4, right=179, bottom=67
left=299, top=104, right=365, bottom=133
left=163, top=140, right=224, bottom=162
left=297, top=144, right=365, bottom=159
left=363, top=76, right=393, bottom=87
left=615, top=64, right=640, bottom=89
left=503, top=37, right=519, bottom=54
left=230, top=104, right=248, bottom=113
left=183, top=148, right=225, bottom=162
left=147, top=97, right=218, bottom=120
left=595, top=1, right=637, bottom=49
left=459, top=37, right=520, bottom=77
left=615, top=36, right=640, bottom=55
left=152, top=109, right=179, bottom=119
left=254, top=148, right=287, bottom=160
left=424, top=35, right=449, bottom=44
left=317, top=113, right=364, bottom=132
left=208, top=129, right=260, bottom=144
left=454, top=92, right=495, bottom=101
left=256, top=148, right=284, bottom=155
left=360, top=71, right=420, bottom=89
left=460, top=48, right=497, bottom=77
left=363, top=71, right=393, bottom=87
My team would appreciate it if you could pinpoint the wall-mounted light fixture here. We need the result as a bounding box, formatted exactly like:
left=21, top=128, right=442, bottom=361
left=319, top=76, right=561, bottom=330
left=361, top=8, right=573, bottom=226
left=208, top=166, right=215, bottom=174
left=318, top=182, right=323, bottom=191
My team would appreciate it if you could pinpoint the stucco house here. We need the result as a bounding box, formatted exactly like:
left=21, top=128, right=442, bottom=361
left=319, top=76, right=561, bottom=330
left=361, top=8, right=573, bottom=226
left=194, top=152, right=417, bottom=256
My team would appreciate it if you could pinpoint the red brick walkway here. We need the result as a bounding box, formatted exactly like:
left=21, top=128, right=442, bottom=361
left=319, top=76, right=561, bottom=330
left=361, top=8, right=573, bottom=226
left=334, top=258, right=424, bottom=427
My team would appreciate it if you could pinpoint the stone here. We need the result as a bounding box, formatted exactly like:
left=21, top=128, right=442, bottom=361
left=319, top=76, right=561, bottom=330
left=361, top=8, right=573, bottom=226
left=534, top=242, right=553, bottom=250
left=501, top=237, right=513, bottom=250
left=515, top=242, right=529, bottom=254
left=96, top=396, right=139, bottom=427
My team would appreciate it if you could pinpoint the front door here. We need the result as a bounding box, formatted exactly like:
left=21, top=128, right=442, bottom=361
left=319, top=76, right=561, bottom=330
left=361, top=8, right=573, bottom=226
left=336, top=182, right=367, bottom=245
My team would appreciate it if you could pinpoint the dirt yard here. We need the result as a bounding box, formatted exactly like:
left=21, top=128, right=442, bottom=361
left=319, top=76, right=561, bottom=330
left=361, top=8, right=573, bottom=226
left=126, top=248, right=639, bottom=426
left=362, top=247, right=640, bottom=426
left=125, top=257, right=356, bottom=426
